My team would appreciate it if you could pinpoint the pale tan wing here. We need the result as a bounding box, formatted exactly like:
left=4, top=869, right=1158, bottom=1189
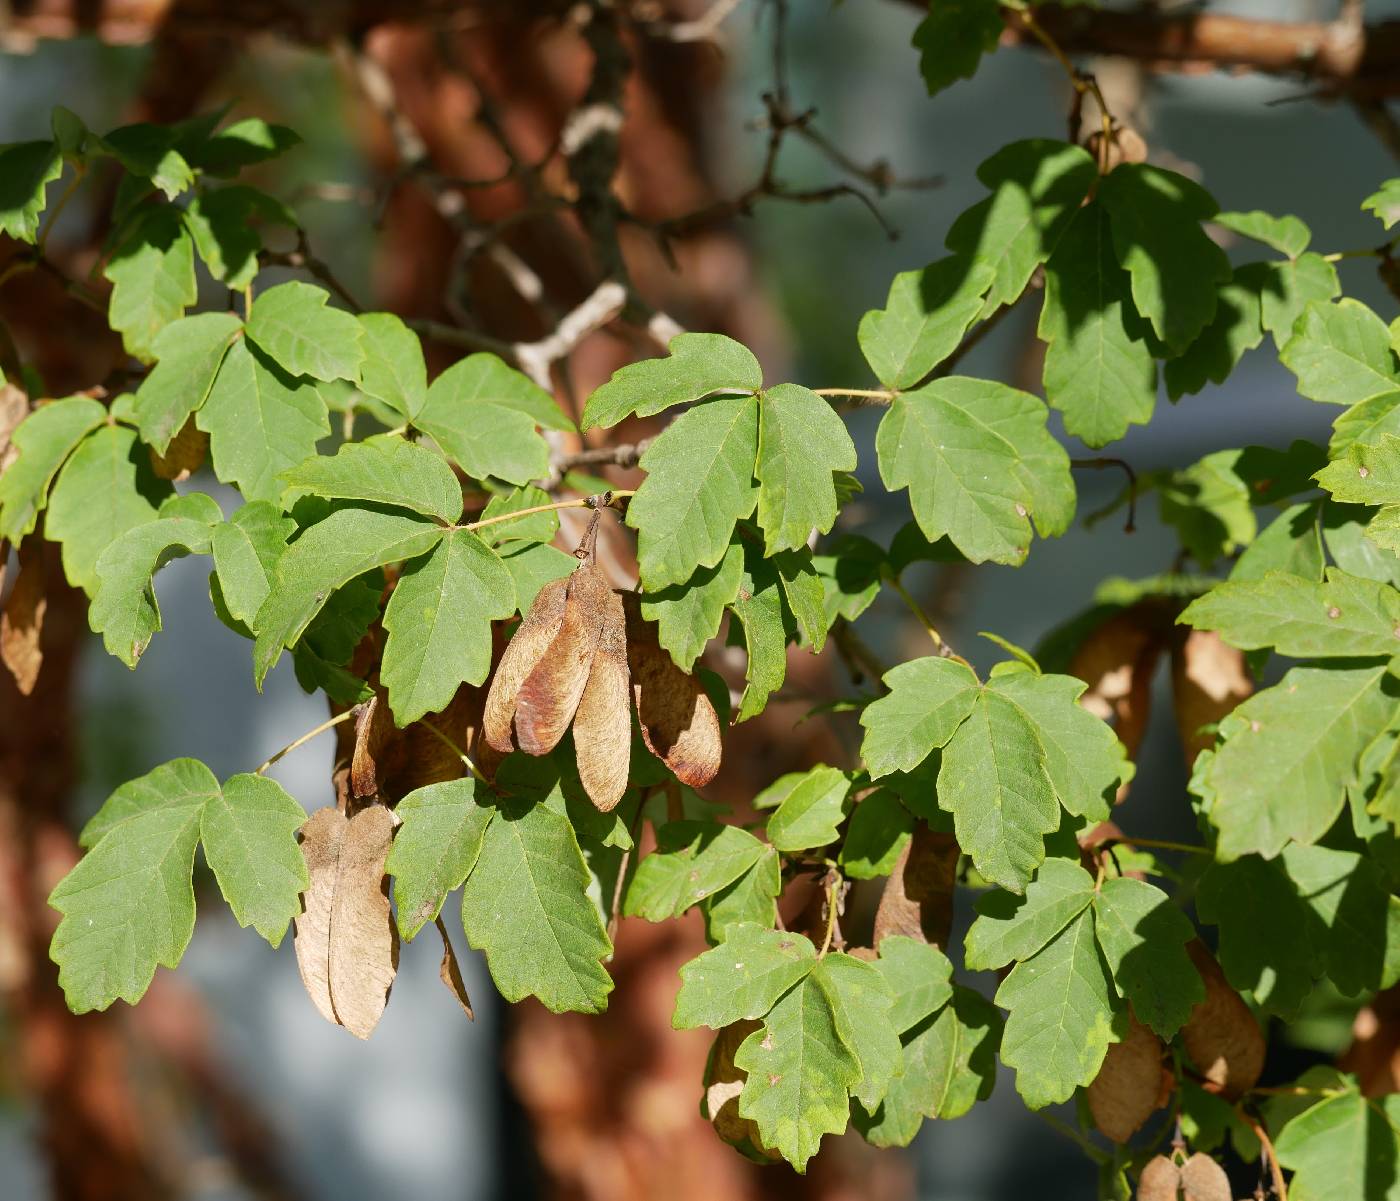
left=481, top=575, right=570, bottom=753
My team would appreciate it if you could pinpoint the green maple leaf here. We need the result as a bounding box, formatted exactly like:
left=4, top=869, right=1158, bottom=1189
left=459, top=797, right=613, bottom=1013
left=386, top=779, right=494, bottom=940
left=131, top=312, right=243, bottom=454
left=0, top=397, right=106, bottom=543
left=859, top=656, right=982, bottom=777
left=1198, top=661, right=1398, bottom=860
left=728, top=542, right=790, bottom=721
left=994, top=907, right=1122, bottom=1108
left=964, top=857, right=1097, bottom=970
left=946, top=138, right=1097, bottom=318
left=251, top=507, right=442, bottom=686
left=755, top=384, right=856, bottom=554
left=45, top=426, right=168, bottom=595
left=876, top=377, right=1072, bottom=566
left=185, top=185, right=295, bottom=290
left=1037, top=201, right=1156, bottom=447
left=0, top=140, right=62, bottom=242
left=476, top=485, right=558, bottom=545
left=281, top=436, right=462, bottom=524
left=627, top=393, right=759, bottom=590
left=380, top=529, right=514, bottom=724
left=1097, top=162, right=1230, bottom=354
left=871, top=937, right=953, bottom=1035
left=1282, top=299, right=1399, bottom=405
left=1092, top=876, right=1201, bottom=1039
left=1214, top=209, right=1311, bottom=259
left=186, top=117, right=300, bottom=176
left=1257, top=254, right=1341, bottom=350
left=702, top=848, right=781, bottom=939
left=673, top=923, right=816, bottom=1030
left=197, top=338, right=330, bottom=503
left=817, top=953, right=902, bottom=1110
left=638, top=538, right=744, bottom=671
left=1230, top=502, right=1324, bottom=584
left=244, top=280, right=365, bottom=383
left=624, top=821, right=768, bottom=921
left=1164, top=268, right=1267, bottom=400
left=765, top=766, right=851, bottom=853
left=415, top=353, right=571, bottom=484
left=1181, top=568, right=1400, bottom=658
left=1331, top=393, right=1400, bottom=460
left=1275, top=1082, right=1400, bottom=1201
left=103, top=205, right=197, bottom=363
left=199, top=773, right=309, bottom=946
left=857, top=257, right=995, bottom=389
left=839, top=789, right=913, bottom=879
left=357, top=312, right=428, bottom=420
left=210, top=501, right=296, bottom=629
left=581, top=332, right=761, bottom=430
left=1317, top=433, right=1400, bottom=506
left=911, top=0, right=1003, bottom=96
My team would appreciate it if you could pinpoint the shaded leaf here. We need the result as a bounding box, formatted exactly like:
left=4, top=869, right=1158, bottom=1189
left=581, top=333, right=761, bottom=430
left=386, top=778, right=493, bottom=940
left=245, top=280, right=365, bottom=383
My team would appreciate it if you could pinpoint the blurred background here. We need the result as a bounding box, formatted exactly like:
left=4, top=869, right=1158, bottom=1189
left=1, top=1, right=1397, bottom=1198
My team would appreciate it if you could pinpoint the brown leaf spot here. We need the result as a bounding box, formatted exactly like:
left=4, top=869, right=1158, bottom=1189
left=1327, top=605, right=1342, bottom=620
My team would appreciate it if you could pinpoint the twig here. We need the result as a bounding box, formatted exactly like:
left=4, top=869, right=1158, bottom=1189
left=554, top=439, right=653, bottom=471
left=1071, top=457, right=1138, bottom=533
left=513, top=280, right=628, bottom=389
left=1237, top=1108, right=1288, bottom=1201
left=811, top=387, right=895, bottom=404
left=417, top=718, right=488, bottom=784
left=460, top=489, right=634, bottom=534
left=817, top=874, right=841, bottom=956
left=885, top=573, right=960, bottom=660
left=830, top=617, right=888, bottom=689
left=1011, top=6, right=1116, bottom=170
left=255, top=709, right=358, bottom=775
left=1107, top=836, right=1210, bottom=856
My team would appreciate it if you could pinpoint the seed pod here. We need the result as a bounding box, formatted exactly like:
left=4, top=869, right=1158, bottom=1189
left=1181, top=939, right=1264, bottom=1098
left=1135, top=1155, right=1180, bottom=1201
left=482, top=574, right=570, bottom=753
left=573, top=584, right=631, bottom=811
left=623, top=594, right=721, bottom=788
left=516, top=565, right=611, bottom=755
left=149, top=418, right=207, bottom=481
left=873, top=825, right=959, bottom=950
left=1179, top=1152, right=1231, bottom=1201
left=1087, top=1013, right=1168, bottom=1143
left=1, top=537, right=45, bottom=696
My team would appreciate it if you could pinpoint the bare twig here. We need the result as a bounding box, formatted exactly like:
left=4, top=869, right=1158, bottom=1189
left=1071, top=456, right=1138, bottom=534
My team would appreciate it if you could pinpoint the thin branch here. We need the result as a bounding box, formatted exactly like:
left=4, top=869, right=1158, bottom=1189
left=554, top=438, right=653, bottom=471
left=417, top=718, right=487, bottom=784
left=255, top=709, right=358, bottom=776
left=459, top=489, right=634, bottom=534
left=1071, top=456, right=1138, bottom=533
left=829, top=617, right=889, bottom=689
left=1237, top=1107, right=1288, bottom=1201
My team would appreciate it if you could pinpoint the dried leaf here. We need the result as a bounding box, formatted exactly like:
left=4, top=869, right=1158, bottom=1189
left=1179, top=1152, right=1231, bottom=1201
left=1087, top=1013, right=1167, bottom=1143
left=149, top=418, right=208, bottom=481
left=1171, top=629, right=1253, bottom=765
left=873, top=825, right=959, bottom=949
left=573, top=584, right=630, bottom=811
left=293, top=805, right=400, bottom=1039
left=516, top=565, right=610, bottom=755
left=624, top=595, right=721, bottom=787
left=0, top=383, right=27, bottom=471
left=1181, top=939, right=1264, bottom=1098
left=434, top=916, right=473, bottom=1020
left=1, top=539, right=45, bottom=695
left=350, top=693, right=395, bottom=798
left=482, top=574, right=570, bottom=753
left=1136, top=1155, right=1180, bottom=1201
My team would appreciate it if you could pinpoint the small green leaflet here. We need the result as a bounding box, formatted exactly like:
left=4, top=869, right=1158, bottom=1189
left=197, top=338, right=330, bottom=503
left=281, top=436, right=462, bottom=523
left=817, top=953, right=902, bottom=1109
left=1164, top=268, right=1266, bottom=400
left=50, top=759, right=307, bottom=1013
left=1197, top=661, right=1397, bottom=860
left=839, top=790, right=913, bottom=879
left=184, top=186, right=287, bottom=290
left=1282, top=299, right=1399, bottom=405
left=1317, top=433, right=1400, bottom=506
left=765, top=766, right=851, bottom=852
left=673, top=923, right=816, bottom=1029
left=1037, top=201, right=1156, bottom=447
left=1275, top=1079, right=1400, bottom=1201
left=244, top=280, right=365, bottom=383
left=210, top=502, right=295, bottom=628
left=945, top=139, right=1097, bottom=318
left=755, top=384, right=856, bottom=554
left=964, top=858, right=1096, bottom=971
left=1258, top=254, right=1342, bottom=350
left=416, top=353, right=571, bottom=484
left=861, top=660, right=1120, bottom=891
left=1097, top=163, right=1230, bottom=354
left=385, top=779, right=493, bottom=940
left=1214, top=209, right=1311, bottom=259
left=380, top=529, right=515, bottom=725
left=187, top=117, right=301, bottom=176
left=910, top=0, right=1002, bottom=96
left=98, top=124, right=194, bottom=198
left=703, top=846, right=780, bottom=938
left=1331, top=393, right=1400, bottom=460
left=0, top=397, right=105, bottom=543
left=1093, top=876, right=1202, bottom=1039
left=876, top=377, right=1073, bottom=565
left=729, top=542, right=790, bottom=721
left=855, top=985, right=1000, bottom=1147
left=1157, top=448, right=1257, bottom=566
left=89, top=503, right=220, bottom=666
left=358, top=312, right=428, bottom=420
left=871, top=938, right=953, bottom=1034
left=0, top=140, right=63, bottom=242
left=1231, top=502, right=1324, bottom=584
left=252, top=508, right=443, bottom=686
left=133, top=312, right=243, bottom=454
left=638, top=538, right=744, bottom=671
left=459, top=797, right=613, bottom=1014
left=857, top=257, right=995, bottom=389
left=1181, top=568, right=1400, bottom=658
left=45, top=425, right=168, bottom=595
left=624, top=821, right=768, bottom=921
left=102, top=205, right=197, bottom=363
left=1362, top=179, right=1400, bottom=230
left=581, top=332, right=761, bottom=430
left=994, top=906, right=1121, bottom=1109
left=628, top=393, right=759, bottom=590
